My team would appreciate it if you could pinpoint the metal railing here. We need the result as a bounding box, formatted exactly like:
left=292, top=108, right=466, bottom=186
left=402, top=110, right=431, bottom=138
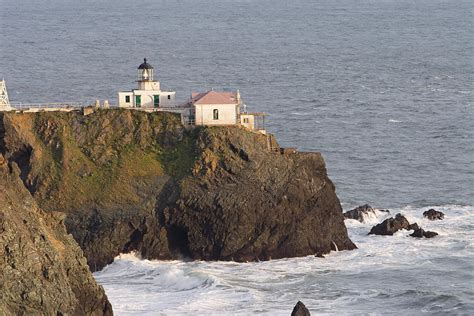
left=10, top=102, right=86, bottom=109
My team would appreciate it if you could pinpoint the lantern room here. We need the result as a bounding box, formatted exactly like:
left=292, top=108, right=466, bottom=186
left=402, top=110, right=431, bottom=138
left=137, top=58, right=154, bottom=82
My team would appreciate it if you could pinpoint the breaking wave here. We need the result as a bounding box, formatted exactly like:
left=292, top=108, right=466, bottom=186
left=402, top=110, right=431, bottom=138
left=94, top=205, right=474, bottom=315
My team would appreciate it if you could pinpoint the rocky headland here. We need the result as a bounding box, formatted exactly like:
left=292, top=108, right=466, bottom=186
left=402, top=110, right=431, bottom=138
left=0, top=109, right=356, bottom=273
left=0, top=154, right=112, bottom=315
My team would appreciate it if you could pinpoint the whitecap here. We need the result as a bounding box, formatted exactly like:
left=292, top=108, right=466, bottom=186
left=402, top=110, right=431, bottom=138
left=94, top=204, right=473, bottom=315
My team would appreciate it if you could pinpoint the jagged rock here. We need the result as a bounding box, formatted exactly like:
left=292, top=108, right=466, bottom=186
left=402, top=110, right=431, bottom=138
left=0, top=110, right=356, bottom=270
left=423, top=209, right=444, bottom=220
left=369, top=213, right=412, bottom=235
left=410, top=228, right=438, bottom=238
left=369, top=213, right=438, bottom=239
left=408, top=223, right=420, bottom=231
left=0, top=156, right=112, bottom=315
left=343, top=204, right=390, bottom=222
left=410, top=228, right=424, bottom=238
left=291, top=301, right=311, bottom=316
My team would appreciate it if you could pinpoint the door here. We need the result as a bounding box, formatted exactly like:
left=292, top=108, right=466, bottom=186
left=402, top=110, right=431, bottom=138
left=135, top=95, right=141, bottom=107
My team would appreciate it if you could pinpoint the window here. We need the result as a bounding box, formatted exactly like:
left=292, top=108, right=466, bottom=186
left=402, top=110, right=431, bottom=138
left=167, top=95, right=171, bottom=100
left=243, top=118, right=249, bottom=123
left=154, top=95, right=160, bottom=107
left=125, top=95, right=130, bottom=103
left=135, top=95, right=141, bottom=107
left=213, top=109, right=219, bottom=120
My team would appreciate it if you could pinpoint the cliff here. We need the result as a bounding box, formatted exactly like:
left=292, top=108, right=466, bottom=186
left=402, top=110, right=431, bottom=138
left=0, top=109, right=355, bottom=271
left=0, top=155, right=112, bottom=315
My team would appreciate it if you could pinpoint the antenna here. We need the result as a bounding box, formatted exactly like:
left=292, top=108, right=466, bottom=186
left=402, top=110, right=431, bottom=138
left=0, top=79, right=11, bottom=109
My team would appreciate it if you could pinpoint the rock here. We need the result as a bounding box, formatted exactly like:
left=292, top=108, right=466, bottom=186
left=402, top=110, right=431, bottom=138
left=0, top=157, right=112, bottom=314
left=369, top=213, right=412, bottom=235
left=423, top=209, right=444, bottom=220
left=410, top=228, right=425, bottom=238
left=343, top=204, right=390, bottom=222
left=408, top=223, right=420, bottom=231
left=291, top=301, right=311, bottom=316
left=423, top=231, right=439, bottom=238
left=0, top=110, right=356, bottom=270
left=410, top=228, right=438, bottom=238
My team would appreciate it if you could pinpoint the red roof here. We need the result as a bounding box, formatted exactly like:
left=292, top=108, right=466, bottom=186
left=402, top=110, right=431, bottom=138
left=190, top=91, right=238, bottom=105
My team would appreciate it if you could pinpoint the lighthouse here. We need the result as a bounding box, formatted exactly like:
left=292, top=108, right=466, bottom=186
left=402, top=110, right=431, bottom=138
left=118, top=58, right=176, bottom=108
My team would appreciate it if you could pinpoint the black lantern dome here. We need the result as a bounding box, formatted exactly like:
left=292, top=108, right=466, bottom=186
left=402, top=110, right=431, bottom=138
left=137, top=58, right=154, bottom=81
left=138, top=58, right=153, bottom=70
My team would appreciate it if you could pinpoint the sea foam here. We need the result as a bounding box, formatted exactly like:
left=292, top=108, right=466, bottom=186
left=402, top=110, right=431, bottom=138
left=94, top=205, right=474, bottom=315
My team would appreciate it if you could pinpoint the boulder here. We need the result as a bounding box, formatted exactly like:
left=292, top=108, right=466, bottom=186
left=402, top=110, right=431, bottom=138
left=291, top=301, right=311, bottom=316
left=423, top=231, right=439, bottom=238
left=369, top=213, right=412, bottom=235
left=410, top=228, right=438, bottom=238
left=408, top=223, right=420, bottom=231
left=423, top=209, right=444, bottom=220
left=343, top=204, right=389, bottom=222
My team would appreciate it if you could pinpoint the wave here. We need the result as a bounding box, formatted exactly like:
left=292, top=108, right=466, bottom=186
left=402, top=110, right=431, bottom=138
left=94, top=204, right=474, bottom=315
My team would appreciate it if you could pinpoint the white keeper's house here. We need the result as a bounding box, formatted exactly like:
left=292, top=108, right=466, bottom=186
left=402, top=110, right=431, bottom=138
left=117, top=59, right=266, bottom=132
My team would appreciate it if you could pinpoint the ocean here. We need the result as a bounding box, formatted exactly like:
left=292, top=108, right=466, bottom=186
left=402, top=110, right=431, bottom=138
left=1, top=0, right=472, bottom=314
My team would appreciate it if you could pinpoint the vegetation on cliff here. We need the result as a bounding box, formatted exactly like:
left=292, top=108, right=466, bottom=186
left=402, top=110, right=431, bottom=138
left=1, top=109, right=355, bottom=271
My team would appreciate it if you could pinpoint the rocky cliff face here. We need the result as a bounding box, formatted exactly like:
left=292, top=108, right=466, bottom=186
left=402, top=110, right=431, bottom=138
left=0, top=155, right=112, bottom=315
left=0, top=109, right=355, bottom=271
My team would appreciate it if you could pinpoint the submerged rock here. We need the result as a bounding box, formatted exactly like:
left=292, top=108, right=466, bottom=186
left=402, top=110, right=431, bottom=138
left=1, top=110, right=356, bottom=270
left=0, top=156, right=112, bottom=315
left=410, top=228, right=438, bottom=238
left=369, top=213, right=412, bottom=235
left=423, top=209, right=444, bottom=220
left=343, top=204, right=390, bottom=222
left=291, top=301, right=311, bottom=316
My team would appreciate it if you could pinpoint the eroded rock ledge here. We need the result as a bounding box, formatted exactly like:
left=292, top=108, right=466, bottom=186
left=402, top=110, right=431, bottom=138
left=1, top=109, right=356, bottom=271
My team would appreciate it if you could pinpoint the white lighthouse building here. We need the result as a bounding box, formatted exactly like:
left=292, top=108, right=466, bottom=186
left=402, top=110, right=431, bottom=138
left=117, top=59, right=176, bottom=108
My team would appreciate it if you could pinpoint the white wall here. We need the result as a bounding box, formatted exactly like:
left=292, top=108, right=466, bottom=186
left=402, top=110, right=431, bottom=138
left=118, top=90, right=176, bottom=107
left=195, top=104, right=238, bottom=125
left=138, top=81, right=160, bottom=91
left=118, top=91, right=134, bottom=107
left=240, top=114, right=255, bottom=130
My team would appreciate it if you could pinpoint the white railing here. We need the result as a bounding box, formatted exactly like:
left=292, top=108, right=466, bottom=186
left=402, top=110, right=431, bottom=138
left=10, top=102, right=86, bottom=109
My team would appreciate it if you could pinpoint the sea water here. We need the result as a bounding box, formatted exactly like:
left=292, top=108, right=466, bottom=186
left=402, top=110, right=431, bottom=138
left=94, top=205, right=473, bottom=315
left=1, top=0, right=472, bottom=314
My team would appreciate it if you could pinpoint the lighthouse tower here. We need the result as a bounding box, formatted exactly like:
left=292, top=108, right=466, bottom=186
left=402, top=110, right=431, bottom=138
left=137, top=58, right=160, bottom=91
left=118, top=58, right=176, bottom=108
